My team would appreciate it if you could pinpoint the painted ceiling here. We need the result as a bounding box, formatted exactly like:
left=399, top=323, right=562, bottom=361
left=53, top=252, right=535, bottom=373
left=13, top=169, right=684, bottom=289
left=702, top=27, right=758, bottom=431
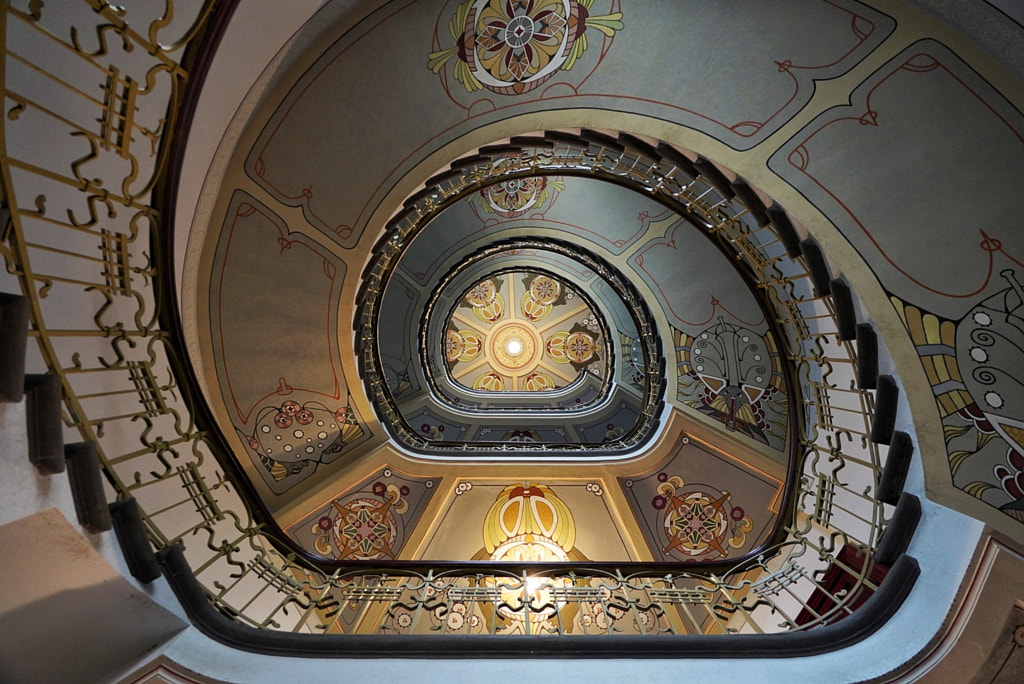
left=176, top=0, right=1024, bottom=567
left=443, top=270, right=608, bottom=394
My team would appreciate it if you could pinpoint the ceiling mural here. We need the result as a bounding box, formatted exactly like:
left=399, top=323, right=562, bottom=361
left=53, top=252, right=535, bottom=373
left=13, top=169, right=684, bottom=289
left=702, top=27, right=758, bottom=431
left=354, top=149, right=805, bottom=456
left=245, top=396, right=366, bottom=489
left=199, top=137, right=800, bottom=550
left=395, top=176, right=662, bottom=286
left=242, top=0, right=895, bottom=257
left=208, top=191, right=374, bottom=496
left=770, top=39, right=1024, bottom=527
left=649, top=476, right=752, bottom=561
left=211, top=191, right=345, bottom=423
left=619, top=436, right=782, bottom=563
left=200, top=160, right=798, bottom=512
left=892, top=289, right=1024, bottom=522
left=770, top=40, right=1024, bottom=313
left=419, top=480, right=628, bottom=561
left=9, top=0, right=1024, bottom=663
left=427, top=0, right=625, bottom=97
left=368, top=460, right=781, bottom=633
left=444, top=271, right=608, bottom=393
left=481, top=483, right=579, bottom=562
left=288, top=466, right=437, bottom=562
left=11, top=0, right=1024, bottom=670
left=675, top=322, right=789, bottom=453
left=172, top=0, right=1003, bottom=594
left=421, top=0, right=896, bottom=145
left=475, top=175, right=563, bottom=218
left=370, top=234, right=660, bottom=453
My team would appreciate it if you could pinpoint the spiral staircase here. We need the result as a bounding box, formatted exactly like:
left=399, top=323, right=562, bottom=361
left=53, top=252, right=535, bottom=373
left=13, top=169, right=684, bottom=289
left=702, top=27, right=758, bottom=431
left=2, top=1, right=1024, bottom=683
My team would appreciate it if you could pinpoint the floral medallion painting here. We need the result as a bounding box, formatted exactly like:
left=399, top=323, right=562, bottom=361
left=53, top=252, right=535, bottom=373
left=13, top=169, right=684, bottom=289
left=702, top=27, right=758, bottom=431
left=429, top=0, right=623, bottom=96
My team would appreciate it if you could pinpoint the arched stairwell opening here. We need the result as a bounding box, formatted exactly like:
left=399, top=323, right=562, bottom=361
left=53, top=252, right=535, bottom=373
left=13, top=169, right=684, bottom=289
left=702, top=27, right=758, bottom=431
left=5, top=114, right=926, bottom=652
left=142, top=196, right=927, bottom=651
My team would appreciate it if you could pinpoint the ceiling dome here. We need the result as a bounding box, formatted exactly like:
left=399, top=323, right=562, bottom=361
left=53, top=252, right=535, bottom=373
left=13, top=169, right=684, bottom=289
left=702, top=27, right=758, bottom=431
left=440, top=270, right=608, bottom=392
left=363, top=222, right=669, bottom=454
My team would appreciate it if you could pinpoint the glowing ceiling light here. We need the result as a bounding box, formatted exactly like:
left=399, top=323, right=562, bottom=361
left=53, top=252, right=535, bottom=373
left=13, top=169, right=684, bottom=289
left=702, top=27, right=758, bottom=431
left=505, top=337, right=524, bottom=357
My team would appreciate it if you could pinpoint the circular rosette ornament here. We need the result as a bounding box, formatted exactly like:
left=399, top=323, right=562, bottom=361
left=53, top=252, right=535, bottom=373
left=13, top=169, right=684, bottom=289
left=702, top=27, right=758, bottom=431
left=653, top=476, right=754, bottom=560
left=546, top=328, right=599, bottom=366
left=311, top=481, right=411, bottom=561
left=481, top=177, right=547, bottom=217
left=520, top=273, right=561, bottom=321
left=529, top=274, right=561, bottom=304
left=464, top=278, right=505, bottom=323
left=333, top=498, right=398, bottom=561
left=428, top=0, right=624, bottom=96
left=465, top=279, right=496, bottom=307
left=664, top=490, right=729, bottom=557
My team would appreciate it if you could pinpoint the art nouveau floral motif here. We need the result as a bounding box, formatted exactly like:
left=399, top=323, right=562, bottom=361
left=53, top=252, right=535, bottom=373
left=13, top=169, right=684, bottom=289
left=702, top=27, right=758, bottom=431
left=447, top=272, right=607, bottom=392
left=546, top=326, right=600, bottom=366
left=295, top=467, right=436, bottom=562
left=894, top=279, right=1024, bottom=522
left=478, top=175, right=563, bottom=218
left=248, top=400, right=363, bottom=482
left=464, top=277, right=506, bottom=323
left=381, top=481, right=666, bottom=635
left=312, top=489, right=404, bottom=561
left=995, top=447, right=1024, bottom=505
left=445, top=328, right=483, bottom=363
left=428, top=0, right=623, bottom=95
left=675, top=321, right=788, bottom=451
left=652, top=474, right=753, bottom=560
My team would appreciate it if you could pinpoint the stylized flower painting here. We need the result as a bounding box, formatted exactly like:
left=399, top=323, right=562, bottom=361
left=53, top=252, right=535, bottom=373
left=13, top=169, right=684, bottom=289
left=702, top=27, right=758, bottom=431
left=429, top=0, right=623, bottom=96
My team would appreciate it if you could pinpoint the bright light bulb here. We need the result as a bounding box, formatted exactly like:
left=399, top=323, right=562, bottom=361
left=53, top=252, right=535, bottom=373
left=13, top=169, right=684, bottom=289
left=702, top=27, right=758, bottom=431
left=506, top=337, right=523, bottom=356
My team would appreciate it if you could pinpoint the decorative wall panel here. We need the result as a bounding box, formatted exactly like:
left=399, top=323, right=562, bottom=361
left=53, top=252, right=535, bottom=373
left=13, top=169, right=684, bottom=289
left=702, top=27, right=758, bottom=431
left=244, top=0, right=894, bottom=249
left=619, top=435, right=782, bottom=562
left=209, top=191, right=371, bottom=494
left=675, top=324, right=788, bottom=452
left=419, top=480, right=632, bottom=561
left=288, top=466, right=436, bottom=561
